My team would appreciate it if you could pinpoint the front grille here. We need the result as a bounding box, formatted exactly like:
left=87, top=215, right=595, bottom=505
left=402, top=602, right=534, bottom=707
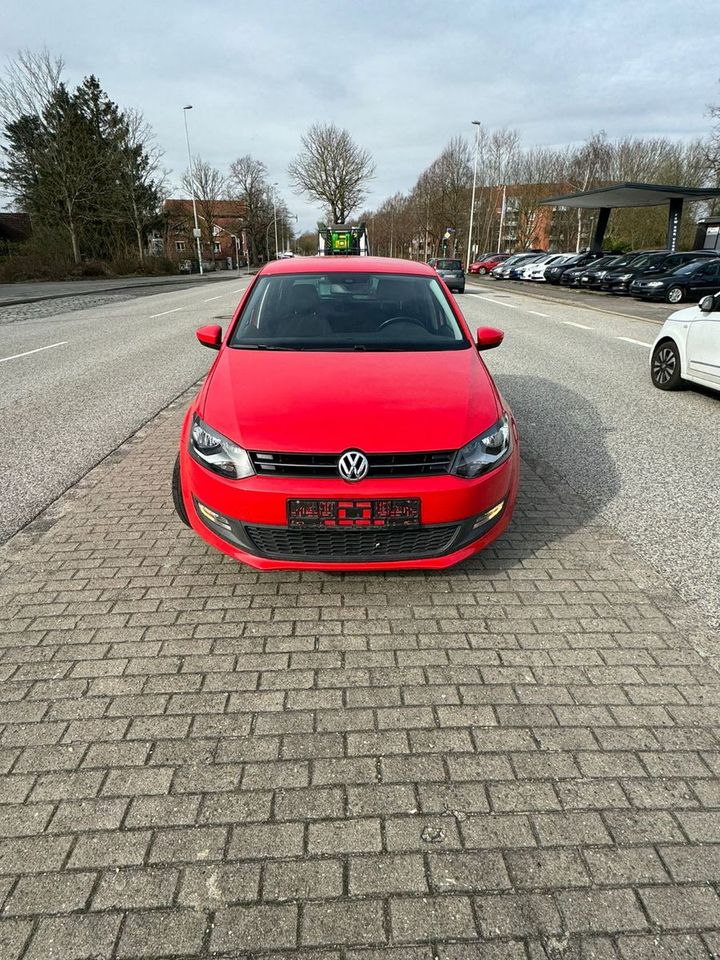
left=250, top=450, right=454, bottom=479
left=244, top=523, right=461, bottom=561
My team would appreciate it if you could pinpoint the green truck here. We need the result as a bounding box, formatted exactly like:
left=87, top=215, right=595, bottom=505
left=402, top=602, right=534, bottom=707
left=318, top=223, right=369, bottom=256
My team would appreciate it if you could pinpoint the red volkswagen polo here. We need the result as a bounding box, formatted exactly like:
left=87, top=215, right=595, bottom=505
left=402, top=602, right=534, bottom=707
left=173, top=256, right=519, bottom=570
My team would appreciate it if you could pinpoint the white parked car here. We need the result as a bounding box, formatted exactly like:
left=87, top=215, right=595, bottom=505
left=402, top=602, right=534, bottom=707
left=521, top=253, right=573, bottom=281
left=650, top=293, right=720, bottom=392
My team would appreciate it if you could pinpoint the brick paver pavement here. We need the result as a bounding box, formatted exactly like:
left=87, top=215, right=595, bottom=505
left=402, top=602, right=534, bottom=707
left=1, top=390, right=719, bottom=959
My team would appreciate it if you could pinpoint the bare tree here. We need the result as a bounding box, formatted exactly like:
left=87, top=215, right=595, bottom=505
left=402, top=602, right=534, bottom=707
left=288, top=122, right=374, bottom=223
left=119, top=108, right=167, bottom=261
left=0, top=47, right=65, bottom=129
left=228, top=154, right=271, bottom=264
left=181, top=158, right=226, bottom=259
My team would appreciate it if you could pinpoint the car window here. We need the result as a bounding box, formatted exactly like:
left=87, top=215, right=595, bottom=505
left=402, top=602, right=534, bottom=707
left=230, top=272, right=471, bottom=351
left=437, top=259, right=462, bottom=270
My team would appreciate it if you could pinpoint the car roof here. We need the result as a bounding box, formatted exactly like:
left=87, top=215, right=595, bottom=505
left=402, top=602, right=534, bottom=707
left=260, top=256, right=434, bottom=277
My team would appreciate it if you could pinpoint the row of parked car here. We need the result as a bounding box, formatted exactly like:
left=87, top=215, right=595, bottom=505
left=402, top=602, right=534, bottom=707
left=469, top=249, right=720, bottom=305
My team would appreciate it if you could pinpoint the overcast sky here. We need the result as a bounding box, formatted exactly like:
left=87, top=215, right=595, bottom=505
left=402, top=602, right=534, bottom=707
left=2, top=0, right=719, bottom=231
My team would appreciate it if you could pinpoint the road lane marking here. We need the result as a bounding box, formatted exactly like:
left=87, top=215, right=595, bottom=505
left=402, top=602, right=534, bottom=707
left=149, top=307, right=182, bottom=318
left=0, top=341, right=68, bottom=364
left=528, top=310, right=549, bottom=317
left=203, top=295, right=222, bottom=302
left=476, top=296, right=519, bottom=308
left=563, top=321, right=594, bottom=330
left=616, top=336, right=652, bottom=347
left=232, top=288, right=245, bottom=293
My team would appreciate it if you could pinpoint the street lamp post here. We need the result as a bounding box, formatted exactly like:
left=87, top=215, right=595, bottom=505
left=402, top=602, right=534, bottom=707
left=182, top=106, right=203, bottom=276
left=272, top=183, right=279, bottom=259
left=466, top=120, right=481, bottom=271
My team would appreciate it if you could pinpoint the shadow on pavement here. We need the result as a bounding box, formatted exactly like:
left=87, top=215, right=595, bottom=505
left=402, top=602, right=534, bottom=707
left=459, top=373, right=621, bottom=575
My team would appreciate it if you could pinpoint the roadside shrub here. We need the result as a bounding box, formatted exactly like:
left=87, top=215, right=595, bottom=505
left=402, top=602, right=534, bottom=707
left=0, top=248, right=69, bottom=282
left=68, top=260, right=110, bottom=278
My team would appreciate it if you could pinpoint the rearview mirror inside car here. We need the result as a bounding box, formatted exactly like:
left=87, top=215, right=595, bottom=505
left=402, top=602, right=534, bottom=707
left=698, top=295, right=715, bottom=313
left=196, top=324, right=222, bottom=349
left=476, top=327, right=504, bottom=351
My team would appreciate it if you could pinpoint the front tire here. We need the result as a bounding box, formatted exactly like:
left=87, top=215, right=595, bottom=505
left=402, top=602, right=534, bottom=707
left=666, top=285, right=684, bottom=304
left=478, top=267, right=487, bottom=275
left=172, top=454, right=190, bottom=526
left=651, top=340, right=683, bottom=390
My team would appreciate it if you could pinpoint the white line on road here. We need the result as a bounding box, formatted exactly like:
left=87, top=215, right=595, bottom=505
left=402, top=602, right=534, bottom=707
left=563, top=321, right=594, bottom=330
left=528, top=310, right=549, bottom=317
left=149, top=308, right=182, bottom=319
left=0, top=341, right=68, bottom=364
left=232, top=288, right=245, bottom=294
left=203, top=296, right=222, bottom=302
left=616, top=336, right=652, bottom=347
left=476, top=296, right=519, bottom=308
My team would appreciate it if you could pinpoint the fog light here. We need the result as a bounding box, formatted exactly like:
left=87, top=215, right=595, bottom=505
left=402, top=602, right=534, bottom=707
left=472, top=500, right=505, bottom=529
left=197, top=501, right=232, bottom=531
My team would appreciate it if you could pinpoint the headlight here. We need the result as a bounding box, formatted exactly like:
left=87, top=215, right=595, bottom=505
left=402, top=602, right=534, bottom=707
left=617, top=273, right=633, bottom=280
left=451, top=414, right=512, bottom=479
left=189, top=414, right=254, bottom=479
left=647, top=281, right=664, bottom=287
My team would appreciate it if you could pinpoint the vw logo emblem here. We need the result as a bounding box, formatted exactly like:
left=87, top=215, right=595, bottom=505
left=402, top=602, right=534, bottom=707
left=338, top=450, right=369, bottom=482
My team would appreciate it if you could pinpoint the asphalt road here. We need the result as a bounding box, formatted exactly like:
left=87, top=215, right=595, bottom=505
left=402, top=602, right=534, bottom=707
left=0, top=278, right=251, bottom=542
left=460, top=284, right=720, bottom=628
left=2, top=275, right=718, bottom=628
left=0, top=271, right=241, bottom=305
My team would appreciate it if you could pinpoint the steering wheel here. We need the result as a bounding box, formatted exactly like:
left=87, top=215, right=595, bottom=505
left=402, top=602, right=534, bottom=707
left=378, top=316, right=427, bottom=331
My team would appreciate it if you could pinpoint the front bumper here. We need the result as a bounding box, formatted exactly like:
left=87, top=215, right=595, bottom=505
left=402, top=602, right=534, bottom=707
left=600, top=278, right=631, bottom=294
left=180, top=431, right=520, bottom=570
left=629, top=284, right=664, bottom=301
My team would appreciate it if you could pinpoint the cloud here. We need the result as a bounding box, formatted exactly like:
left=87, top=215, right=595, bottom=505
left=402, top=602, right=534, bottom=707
left=2, top=0, right=717, bottom=230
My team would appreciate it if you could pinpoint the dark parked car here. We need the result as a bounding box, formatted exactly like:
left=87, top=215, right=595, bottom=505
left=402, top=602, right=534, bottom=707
left=629, top=257, right=720, bottom=303
left=601, top=250, right=719, bottom=294
left=544, top=252, right=604, bottom=284
left=578, top=255, right=625, bottom=288
left=433, top=258, right=465, bottom=293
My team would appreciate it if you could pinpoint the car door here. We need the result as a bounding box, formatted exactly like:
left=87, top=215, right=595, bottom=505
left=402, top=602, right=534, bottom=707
left=687, top=295, right=720, bottom=386
left=690, top=260, right=720, bottom=297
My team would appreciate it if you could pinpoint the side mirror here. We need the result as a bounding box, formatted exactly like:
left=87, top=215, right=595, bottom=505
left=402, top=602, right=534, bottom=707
left=476, top=327, right=504, bottom=351
left=196, top=324, right=222, bottom=349
left=699, top=295, right=715, bottom=313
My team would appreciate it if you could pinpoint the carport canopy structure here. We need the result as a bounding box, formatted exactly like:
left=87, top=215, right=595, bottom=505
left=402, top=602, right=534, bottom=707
left=540, top=182, right=720, bottom=253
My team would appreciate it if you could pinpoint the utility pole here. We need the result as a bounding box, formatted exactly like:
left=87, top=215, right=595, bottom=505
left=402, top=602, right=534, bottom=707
left=425, top=196, right=430, bottom=261
left=466, top=121, right=481, bottom=270
left=497, top=184, right=507, bottom=253
left=272, top=183, right=279, bottom=260
left=182, top=106, right=203, bottom=275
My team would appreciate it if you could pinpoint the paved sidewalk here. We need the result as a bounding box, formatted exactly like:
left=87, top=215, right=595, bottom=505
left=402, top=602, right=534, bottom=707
left=1, top=392, right=719, bottom=960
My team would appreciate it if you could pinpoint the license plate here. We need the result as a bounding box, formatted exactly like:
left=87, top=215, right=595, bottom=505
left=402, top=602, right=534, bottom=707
left=288, top=498, right=420, bottom=528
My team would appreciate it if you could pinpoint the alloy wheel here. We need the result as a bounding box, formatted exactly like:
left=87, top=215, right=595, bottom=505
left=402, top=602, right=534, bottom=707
left=667, top=286, right=683, bottom=304
left=652, top=346, right=676, bottom=385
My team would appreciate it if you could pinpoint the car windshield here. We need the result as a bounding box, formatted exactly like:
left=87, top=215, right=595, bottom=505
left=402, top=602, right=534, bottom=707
left=668, top=260, right=707, bottom=276
left=628, top=253, right=665, bottom=269
left=609, top=253, right=642, bottom=269
left=437, top=259, right=462, bottom=270
left=229, top=272, right=471, bottom=351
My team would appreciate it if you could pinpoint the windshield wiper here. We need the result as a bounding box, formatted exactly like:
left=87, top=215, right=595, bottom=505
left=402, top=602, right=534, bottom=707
left=232, top=343, right=299, bottom=350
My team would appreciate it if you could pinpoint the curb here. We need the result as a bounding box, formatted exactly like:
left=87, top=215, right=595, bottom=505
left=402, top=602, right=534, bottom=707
left=0, top=380, right=202, bottom=565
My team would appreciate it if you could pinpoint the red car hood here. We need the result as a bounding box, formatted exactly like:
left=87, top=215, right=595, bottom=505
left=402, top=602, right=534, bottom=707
left=201, top=347, right=502, bottom=452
